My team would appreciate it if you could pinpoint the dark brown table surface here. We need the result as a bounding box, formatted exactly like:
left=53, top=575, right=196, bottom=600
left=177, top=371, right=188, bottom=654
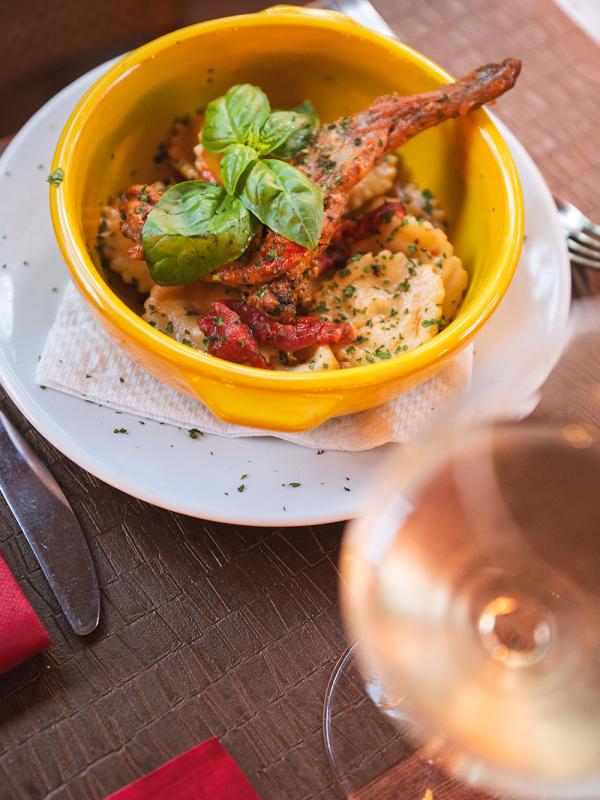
left=1, top=2, right=599, bottom=798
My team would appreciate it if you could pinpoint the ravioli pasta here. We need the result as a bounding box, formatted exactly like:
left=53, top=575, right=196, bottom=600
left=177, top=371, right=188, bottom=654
left=312, top=249, right=445, bottom=367
left=98, top=203, right=156, bottom=294
left=346, top=209, right=468, bottom=324
left=100, top=145, right=469, bottom=372
left=346, top=155, right=398, bottom=212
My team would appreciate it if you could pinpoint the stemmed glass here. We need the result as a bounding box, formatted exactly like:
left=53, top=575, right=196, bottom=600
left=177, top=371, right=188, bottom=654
left=324, top=300, right=600, bottom=799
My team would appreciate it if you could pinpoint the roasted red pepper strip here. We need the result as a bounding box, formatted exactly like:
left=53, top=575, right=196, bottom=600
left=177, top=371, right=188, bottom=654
left=198, top=302, right=271, bottom=369
left=333, top=201, right=406, bottom=244
left=225, top=301, right=355, bottom=352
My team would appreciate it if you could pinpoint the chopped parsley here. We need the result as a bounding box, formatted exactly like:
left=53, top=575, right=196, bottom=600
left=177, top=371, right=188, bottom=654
left=343, top=285, right=356, bottom=298
left=237, top=484, right=245, bottom=493
left=188, top=428, right=203, bottom=439
left=422, top=318, right=439, bottom=327
left=375, top=348, right=392, bottom=359
left=113, top=427, right=128, bottom=434
left=166, top=321, right=174, bottom=333
left=47, top=167, right=65, bottom=187
left=288, top=482, right=302, bottom=488
left=317, top=154, right=337, bottom=171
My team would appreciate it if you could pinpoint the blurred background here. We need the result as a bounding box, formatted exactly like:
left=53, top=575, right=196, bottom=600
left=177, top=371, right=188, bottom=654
left=0, top=0, right=302, bottom=136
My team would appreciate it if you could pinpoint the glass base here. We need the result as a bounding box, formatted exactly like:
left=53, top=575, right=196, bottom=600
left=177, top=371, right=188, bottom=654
left=323, top=643, right=493, bottom=800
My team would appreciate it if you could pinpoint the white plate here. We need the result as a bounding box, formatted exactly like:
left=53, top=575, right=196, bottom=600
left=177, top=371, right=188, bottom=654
left=0, top=63, right=570, bottom=527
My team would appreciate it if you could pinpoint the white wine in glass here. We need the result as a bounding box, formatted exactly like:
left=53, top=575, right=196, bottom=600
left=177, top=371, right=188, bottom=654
left=327, top=304, right=600, bottom=799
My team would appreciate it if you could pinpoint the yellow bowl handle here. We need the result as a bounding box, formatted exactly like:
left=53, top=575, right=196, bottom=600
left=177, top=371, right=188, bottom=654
left=260, top=5, right=357, bottom=24
left=184, top=372, right=346, bottom=432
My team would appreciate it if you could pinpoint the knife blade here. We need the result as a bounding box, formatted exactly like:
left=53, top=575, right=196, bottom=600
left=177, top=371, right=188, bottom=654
left=0, top=410, right=100, bottom=635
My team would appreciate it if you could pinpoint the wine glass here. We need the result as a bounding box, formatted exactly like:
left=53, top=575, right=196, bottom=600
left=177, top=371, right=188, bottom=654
left=324, top=299, right=600, bottom=799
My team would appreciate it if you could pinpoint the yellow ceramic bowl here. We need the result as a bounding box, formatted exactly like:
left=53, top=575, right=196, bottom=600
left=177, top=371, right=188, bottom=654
left=50, top=6, right=523, bottom=432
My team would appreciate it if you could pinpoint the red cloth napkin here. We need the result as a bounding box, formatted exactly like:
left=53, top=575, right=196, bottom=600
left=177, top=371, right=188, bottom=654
left=104, top=738, right=261, bottom=800
left=0, top=552, right=51, bottom=673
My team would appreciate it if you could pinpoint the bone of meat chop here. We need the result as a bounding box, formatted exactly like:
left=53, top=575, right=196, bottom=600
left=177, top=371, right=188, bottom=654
left=245, top=58, right=521, bottom=319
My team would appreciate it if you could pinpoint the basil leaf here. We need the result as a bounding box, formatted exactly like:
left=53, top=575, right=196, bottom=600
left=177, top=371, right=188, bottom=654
left=141, top=181, right=257, bottom=285
left=202, top=84, right=270, bottom=152
left=271, top=100, right=320, bottom=159
left=255, top=111, right=297, bottom=155
left=238, top=159, right=323, bottom=250
left=220, top=144, right=259, bottom=195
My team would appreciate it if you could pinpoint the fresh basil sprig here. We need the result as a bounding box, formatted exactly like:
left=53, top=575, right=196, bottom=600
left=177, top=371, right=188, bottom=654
left=141, top=182, right=257, bottom=285
left=202, top=85, right=323, bottom=249
left=141, top=86, right=323, bottom=285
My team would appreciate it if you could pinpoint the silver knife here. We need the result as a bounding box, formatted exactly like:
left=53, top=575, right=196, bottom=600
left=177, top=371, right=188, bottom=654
left=0, top=410, right=100, bottom=635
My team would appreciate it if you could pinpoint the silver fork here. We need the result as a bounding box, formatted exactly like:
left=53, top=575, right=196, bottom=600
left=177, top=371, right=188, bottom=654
left=554, top=197, right=600, bottom=272
left=554, top=197, right=600, bottom=298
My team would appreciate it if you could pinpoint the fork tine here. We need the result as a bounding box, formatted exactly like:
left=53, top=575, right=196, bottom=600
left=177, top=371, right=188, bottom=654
left=568, top=238, right=600, bottom=263
left=572, top=230, right=600, bottom=251
left=569, top=253, right=600, bottom=272
left=583, top=219, right=600, bottom=240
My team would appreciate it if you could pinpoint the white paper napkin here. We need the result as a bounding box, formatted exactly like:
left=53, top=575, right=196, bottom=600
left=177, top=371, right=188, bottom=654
left=36, top=283, right=472, bottom=451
